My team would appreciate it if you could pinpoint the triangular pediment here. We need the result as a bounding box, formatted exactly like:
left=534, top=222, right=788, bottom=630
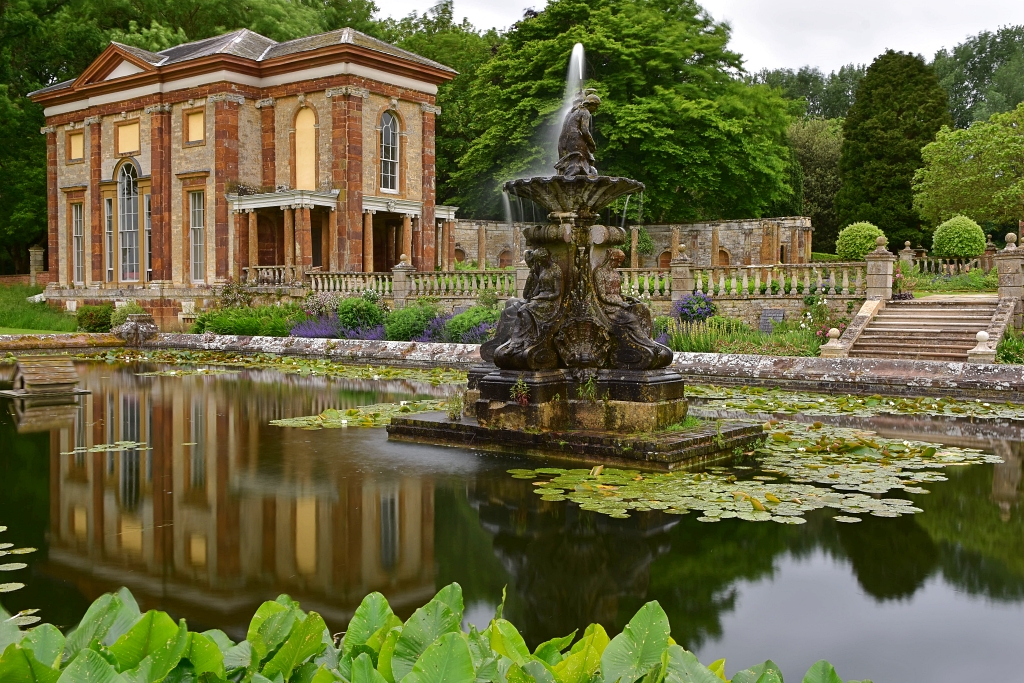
left=75, top=44, right=159, bottom=87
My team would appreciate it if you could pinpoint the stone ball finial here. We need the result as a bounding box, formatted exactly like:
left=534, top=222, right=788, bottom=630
left=1006, top=233, right=1017, bottom=249
left=905, top=241, right=911, bottom=247
left=977, top=330, right=990, bottom=344
left=400, top=253, right=409, bottom=264
left=876, top=236, right=887, bottom=247
left=828, top=327, right=841, bottom=340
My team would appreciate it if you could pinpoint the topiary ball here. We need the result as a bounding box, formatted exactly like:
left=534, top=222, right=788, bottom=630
left=835, top=222, right=886, bottom=261
left=931, top=215, right=986, bottom=259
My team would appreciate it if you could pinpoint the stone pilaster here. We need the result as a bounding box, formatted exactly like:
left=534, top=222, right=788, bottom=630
left=87, top=116, right=102, bottom=284
left=213, top=95, right=240, bottom=280
left=43, top=127, right=58, bottom=281
left=899, top=241, right=915, bottom=269
left=420, top=102, right=440, bottom=271
left=864, top=237, right=895, bottom=301
left=392, top=261, right=414, bottom=308
left=994, top=233, right=1024, bottom=327
left=670, top=243, right=693, bottom=301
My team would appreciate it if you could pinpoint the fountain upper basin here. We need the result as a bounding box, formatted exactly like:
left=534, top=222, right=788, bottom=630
left=504, top=175, right=644, bottom=215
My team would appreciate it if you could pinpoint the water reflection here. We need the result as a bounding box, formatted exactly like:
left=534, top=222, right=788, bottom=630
left=0, top=362, right=1022, bottom=680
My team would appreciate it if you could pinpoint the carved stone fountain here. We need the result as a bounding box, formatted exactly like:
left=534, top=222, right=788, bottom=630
left=389, top=91, right=760, bottom=467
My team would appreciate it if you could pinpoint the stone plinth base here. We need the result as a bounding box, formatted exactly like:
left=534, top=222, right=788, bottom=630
left=475, top=367, right=687, bottom=432
left=387, top=412, right=764, bottom=470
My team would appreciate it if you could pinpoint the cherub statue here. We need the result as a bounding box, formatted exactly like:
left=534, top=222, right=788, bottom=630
left=555, top=92, right=600, bottom=179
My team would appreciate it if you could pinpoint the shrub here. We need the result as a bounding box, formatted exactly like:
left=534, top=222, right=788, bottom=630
left=303, top=291, right=342, bottom=318
left=77, top=304, right=113, bottom=332
left=290, top=314, right=341, bottom=338
left=931, top=215, right=986, bottom=259
left=385, top=300, right=440, bottom=341
left=190, top=304, right=304, bottom=336
left=671, top=292, right=716, bottom=323
left=414, top=312, right=454, bottom=342
left=446, top=305, right=500, bottom=343
left=337, top=295, right=386, bottom=330
left=663, top=316, right=821, bottom=356
left=811, top=252, right=843, bottom=262
left=835, top=222, right=885, bottom=260
left=0, top=285, right=77, bottom=332
left=110, top=300, right=146, bottom=328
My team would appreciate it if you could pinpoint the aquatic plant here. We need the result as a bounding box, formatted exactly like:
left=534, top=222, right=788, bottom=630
left=686, top=385, right=1024, bottom=419
left=270, top=400, right=447, bottom=428
left=509, top=422, right=999, bottom=522
left=0, top=584, right=868, bottom=683
left=0, top=525, right=36, bottom=605
left=446, top=390, right=466, bottom=421
left=76, top=350, right=468, bottom=386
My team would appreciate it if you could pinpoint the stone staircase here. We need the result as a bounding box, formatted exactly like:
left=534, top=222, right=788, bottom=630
left=848, top=297, right=999, bottom=361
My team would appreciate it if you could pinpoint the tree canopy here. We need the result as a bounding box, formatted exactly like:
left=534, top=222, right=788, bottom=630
left=913, top=103, right=1024, bottom=228
left=833, top=50, right=951, bottom=247
left=787, top=118, right=843, bottom=251
left=933, top=25, right=1024, bottom=128
left=450, top=0, right=800, bottom=222
left=751, top=64, right=866, bottom=120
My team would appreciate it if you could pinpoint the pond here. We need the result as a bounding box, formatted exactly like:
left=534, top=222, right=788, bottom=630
left=0, top=361, right=1021, bottom=682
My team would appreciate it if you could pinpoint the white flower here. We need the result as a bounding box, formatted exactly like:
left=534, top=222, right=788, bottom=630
left=798, top=447, right=806, bottom=452
left=818, top=399, right=825, bottom=403
left=983, top=403, right=990, bottom=407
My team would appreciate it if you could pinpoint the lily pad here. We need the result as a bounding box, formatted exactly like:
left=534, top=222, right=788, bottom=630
left=833, top=516, right=862, bottom=523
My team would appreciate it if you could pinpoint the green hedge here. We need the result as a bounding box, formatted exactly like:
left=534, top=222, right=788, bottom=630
left=191, top=304, right=305, bottom=337
left=931, top=215, right=986, bottom=258
left=835, top=222, right=885, bottom=261
left=0, top=584, right=864, bottom=683
left=446, top=306, right=500, bottom=342
left=76, top=304, right=113, bottom=332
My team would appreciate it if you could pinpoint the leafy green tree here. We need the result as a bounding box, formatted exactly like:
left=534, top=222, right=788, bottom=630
left=930, top=215, right=986, bottom=258
left=834, top=50, right=951, bottom=247
left=913, top=103, right=1024, bottom=227
left=753, top=64, right=865, bottom=119
left=788, top=118, right=843, bottom=251
left=452, top=0, right=799, bottom=222
left=933, top=25, right=1024, bottom=128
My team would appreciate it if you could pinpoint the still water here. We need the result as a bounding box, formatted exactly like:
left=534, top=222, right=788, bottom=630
left=0, top=362, right=1021, bottom=682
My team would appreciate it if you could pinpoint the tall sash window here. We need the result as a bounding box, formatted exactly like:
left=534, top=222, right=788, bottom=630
left=380, top=112, right=398, bottom=192
left=118, top=164, right=139, bottom=281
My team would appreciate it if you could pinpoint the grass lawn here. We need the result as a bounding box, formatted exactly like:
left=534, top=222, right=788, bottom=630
left=0, top=284, right=77, bottom=333
left=0, top=327, right=69, bottom=335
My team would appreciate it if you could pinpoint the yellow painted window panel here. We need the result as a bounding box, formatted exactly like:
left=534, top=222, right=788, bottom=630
left=69, top=133, right=84, bottom=160
left=118, top=122, right=140, bottom=154
left=187, top=112, right=205, bottom=143
left=190, top=534, right=207, bottom=566
left=295, top=497, right=317, bottom=574
left=121, top=516, right=143, bottom=553
left=295, top=108, right=316, bottom=191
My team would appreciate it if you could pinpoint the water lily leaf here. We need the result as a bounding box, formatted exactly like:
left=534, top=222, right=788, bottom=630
left=801, top=660, right=843, bottom=683
left=833, top=516, right=862, bottom=524
left=109, top=610, right=180, bottom=672
left=56, top=648, right=127, bottom=683
left=0, top=564, right=27, bottom=572
left=261, top=611, right=328, bottom=681
left=661, top=646, right=719, bottom=683
left=392, top=600, right=460, bottom=683
left=601, top=602, right=669, bottom=683
left=65, top=588, right=141, bottom=661
left=403, top=633, right=475, bottom=683
left=344, top=593, right=396, bottom=653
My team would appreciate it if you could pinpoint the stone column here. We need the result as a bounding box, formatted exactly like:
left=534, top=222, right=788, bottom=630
left=995, top=233, right=1024, bottom=328
left=403, top=214, right=413, bottom=268
left=515, top=259, right=530, bottom=298
left=671, top=227, right=679, bottom=261
left=670, top=244, right=694, bottom=302
left=363, top=210, right=374, bottom=273
left=386, top=224, right=396, bottom=268
left=983, top=235, right=997, bottom=273
left=324, top=212, right=334, bottom=271
left=711, top=226, right=720, bottom=266
left=296, top=206, right=312, bottom=272
left=742, top=228, right=752, bottom=265
left=440, top=221, right=450, bottom=270
left=477, top=223, right=487, bottom=270
left=864, top=236, right=895, bottom=301
left=247, top=211, right=258, bottom=278
left=29, top=246, right=44, bottom=287
left=899, top=241, right=915, bottom=269
left=283, top=208, right=295, bottom=267
left=88, top=116, right=102, bottom=285
left=447, top=221, right=456, bottom=269
left=392, top=261, right=414, bottom=308
left=789, top=228, right=798, bottom=263
left=805, top=228, right=813, bottom=262
left=630, top=226, right=639, bottom=268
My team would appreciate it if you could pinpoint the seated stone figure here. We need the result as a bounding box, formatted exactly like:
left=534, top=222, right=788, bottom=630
left=480, top=250, right=536, bottom=362
left=592, top=248, right=673, bottom=370
left=494, top=248, right=563, bottom=370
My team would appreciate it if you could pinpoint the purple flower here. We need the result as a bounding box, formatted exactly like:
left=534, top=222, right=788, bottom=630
left=672, top=292, right=717, bottom=323
left=413, top=313, right=455, bottom=342
left=290, top=315, right=340, bottom=338
left=460, top=321, right=496, bottom=344
left=339, top=324, right=386, bottom=340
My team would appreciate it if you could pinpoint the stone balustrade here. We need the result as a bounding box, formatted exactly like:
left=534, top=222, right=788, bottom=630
left=692, top=262, right=866, bottom=298
left=619, top=268, right=672, bottom=299
left=912, top=256, right=983, bottom=275
left=408, top=270, right=517, bottom=299
left=308, top=271, right=393, bottom=297
left=243, top=265, right=300, bottom=286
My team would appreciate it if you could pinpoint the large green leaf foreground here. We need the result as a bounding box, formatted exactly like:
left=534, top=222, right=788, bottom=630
left=0, top=585, right=871, bottom=683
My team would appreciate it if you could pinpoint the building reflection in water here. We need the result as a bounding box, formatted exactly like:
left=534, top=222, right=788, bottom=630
left=46, top=365, right=442, bottom=639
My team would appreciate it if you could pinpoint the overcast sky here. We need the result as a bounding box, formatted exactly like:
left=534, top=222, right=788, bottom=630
left=377, top=0, right=1024, bottom=72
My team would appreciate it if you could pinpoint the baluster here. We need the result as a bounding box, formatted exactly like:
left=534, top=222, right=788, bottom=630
left=765, top=269, right=772, bottom=296
left=741, top=269, right=749, bottom=296
left=828, top=269, right=837, bottom=295
left=841, top=267, right=850, bottom=295
left=752, top=268, right=761, bottom=295
left=695, top=270, right=704, bottom=294
left=717, top=270, right=725, bottom=296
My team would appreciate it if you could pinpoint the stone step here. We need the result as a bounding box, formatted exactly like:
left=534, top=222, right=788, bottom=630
left=857, top=334, right=979, bottom=344
left=873, top=310, right=996, bottom=317
left=848, top=349, right=972, bottom=361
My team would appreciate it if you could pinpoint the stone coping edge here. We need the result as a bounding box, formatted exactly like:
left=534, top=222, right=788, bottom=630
left=5, top=333, right=1024, bottom=400
left=674, top=351, right=1024, bottom=401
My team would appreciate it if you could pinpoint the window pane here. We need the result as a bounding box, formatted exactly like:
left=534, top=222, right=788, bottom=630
left=72, top=204, right=84, bottom=284
left=105, top=198, right=114, bottom=282
left=190, top=191, right=205, bottom=282
left=380, top=112, right=398, bottom=191
left=144, top=194, right=152, bottom=281
left=119, top=165, right=139, bottom=281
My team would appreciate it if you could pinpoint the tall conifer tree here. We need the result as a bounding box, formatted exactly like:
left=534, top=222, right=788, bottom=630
left=834, top=51, right=951, bottom=247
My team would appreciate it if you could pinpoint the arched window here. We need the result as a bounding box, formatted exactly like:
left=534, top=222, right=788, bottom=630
left=658, top=251, right=672, bottom=268
left=498, top=249, right=512, bottom=268
left=718, top=248, right=730, bottom=266
left=118, top=163, right=139, bottom=281
left=380, top=112, right=399, bottom=191
left=295, top=108, right=317, bottom=190
left=454, top=248, right=466, bottom=263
